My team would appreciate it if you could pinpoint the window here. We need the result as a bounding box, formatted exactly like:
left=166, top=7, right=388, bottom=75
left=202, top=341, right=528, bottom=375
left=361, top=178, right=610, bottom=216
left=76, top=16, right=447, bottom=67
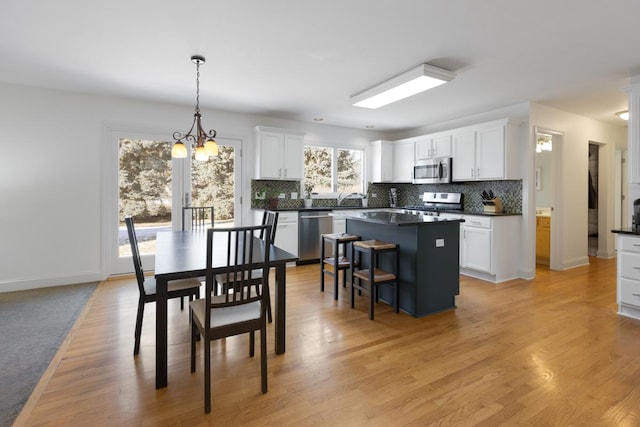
left=304, top=146, right=363, bottom=195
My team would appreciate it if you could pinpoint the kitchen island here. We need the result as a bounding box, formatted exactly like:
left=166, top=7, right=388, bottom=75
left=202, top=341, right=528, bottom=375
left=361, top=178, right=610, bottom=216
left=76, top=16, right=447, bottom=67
left=335, top=210, right=464, bottom=317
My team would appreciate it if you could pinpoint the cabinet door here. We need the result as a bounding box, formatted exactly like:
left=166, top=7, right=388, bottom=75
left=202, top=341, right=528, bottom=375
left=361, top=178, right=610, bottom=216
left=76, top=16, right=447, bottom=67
left=260, top=132, right=283, bottom=179
left=452, top=130, right=476, bottom=181
left=393, top=141, right=414, bottom=182
left=283, top=134, right=303, bottom=179
left=432, top=134, right=452, bottom=158
left=415, top=138, right=432, bottom=160
left=476, top=125, right=505, bottom=179
left=462, top=226, right=492, bottom=273
left=275, top=222, right=298, bottom=256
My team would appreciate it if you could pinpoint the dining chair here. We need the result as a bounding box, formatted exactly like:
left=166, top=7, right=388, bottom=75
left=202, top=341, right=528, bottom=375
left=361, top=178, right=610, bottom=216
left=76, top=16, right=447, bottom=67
left=215, top=211, right=278, bottom=323
left=190, top=225, right=271, bottom=413
left=182, top=206, right=214, bottom=231
left=125, top=216, right=201, bottom=355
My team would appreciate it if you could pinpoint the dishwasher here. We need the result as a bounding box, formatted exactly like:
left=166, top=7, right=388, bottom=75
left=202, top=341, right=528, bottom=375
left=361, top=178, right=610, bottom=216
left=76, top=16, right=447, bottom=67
left=298, top=210, right=333, bottom=264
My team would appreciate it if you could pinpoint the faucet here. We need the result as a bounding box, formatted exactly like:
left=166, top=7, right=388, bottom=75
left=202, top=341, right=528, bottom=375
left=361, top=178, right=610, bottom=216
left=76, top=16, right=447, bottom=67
left=337, top=192, right=360, bottom=206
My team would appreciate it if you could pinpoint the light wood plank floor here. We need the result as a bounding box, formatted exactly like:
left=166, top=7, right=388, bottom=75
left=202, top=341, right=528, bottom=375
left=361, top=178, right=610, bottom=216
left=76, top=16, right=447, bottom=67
left=15, top=257, right=640, bottom=426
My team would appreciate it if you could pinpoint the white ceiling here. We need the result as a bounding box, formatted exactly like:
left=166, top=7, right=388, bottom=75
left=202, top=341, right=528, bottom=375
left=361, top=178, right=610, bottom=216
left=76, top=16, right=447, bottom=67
left=1, top=1, right=637, bottom=132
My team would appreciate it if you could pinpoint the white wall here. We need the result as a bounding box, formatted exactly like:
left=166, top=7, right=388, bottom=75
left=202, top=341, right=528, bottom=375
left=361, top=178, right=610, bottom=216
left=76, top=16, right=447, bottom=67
left=0, top=83, right=381, bottom=292
left=528, top=103, right=627, bottom=271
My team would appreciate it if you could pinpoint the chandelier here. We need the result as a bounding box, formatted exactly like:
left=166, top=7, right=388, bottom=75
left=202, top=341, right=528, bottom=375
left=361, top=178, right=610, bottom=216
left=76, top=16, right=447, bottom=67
left=171, top=55, right=219, bottom=161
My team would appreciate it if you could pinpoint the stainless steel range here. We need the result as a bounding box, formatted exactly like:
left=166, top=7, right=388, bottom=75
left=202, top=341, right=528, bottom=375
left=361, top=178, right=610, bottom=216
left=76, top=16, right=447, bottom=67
left=404, top=192, right=464, bottom=215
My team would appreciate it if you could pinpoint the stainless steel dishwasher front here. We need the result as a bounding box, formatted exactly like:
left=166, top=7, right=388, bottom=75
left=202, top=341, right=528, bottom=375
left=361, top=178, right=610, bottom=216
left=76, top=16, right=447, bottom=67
left=298, top=210, right=333, bottom=263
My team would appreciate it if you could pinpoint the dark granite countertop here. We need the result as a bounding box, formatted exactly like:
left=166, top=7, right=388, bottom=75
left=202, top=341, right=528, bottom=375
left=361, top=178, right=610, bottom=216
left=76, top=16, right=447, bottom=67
left=612, top=227, right=640, bottom=235
left=333, top=210, right=465, bottom=226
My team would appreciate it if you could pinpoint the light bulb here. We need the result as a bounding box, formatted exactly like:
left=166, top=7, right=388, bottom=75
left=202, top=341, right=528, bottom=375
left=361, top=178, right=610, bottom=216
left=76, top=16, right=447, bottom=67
left=204, top=139, right=219, bottom=156
left=171, top=142, right=188, bottom=158
left=194, top=145, right=208, bottom=161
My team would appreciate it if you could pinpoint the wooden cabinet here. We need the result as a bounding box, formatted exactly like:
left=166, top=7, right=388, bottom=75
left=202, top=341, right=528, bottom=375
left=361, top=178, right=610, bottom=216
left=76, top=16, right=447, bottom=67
left=451, top=119, right=522, bottom=182
left=415, top=133, right=451, bottom=160
left=536, top=216, right=551, bottom=264
left=615, top=233, right=640, bottom=320
left=255, top=126, right=304, bottom=180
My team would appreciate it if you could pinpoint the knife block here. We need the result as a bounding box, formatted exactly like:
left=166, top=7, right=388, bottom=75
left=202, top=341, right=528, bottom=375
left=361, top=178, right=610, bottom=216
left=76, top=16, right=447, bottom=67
left=482, top=197, right=503, bottom=213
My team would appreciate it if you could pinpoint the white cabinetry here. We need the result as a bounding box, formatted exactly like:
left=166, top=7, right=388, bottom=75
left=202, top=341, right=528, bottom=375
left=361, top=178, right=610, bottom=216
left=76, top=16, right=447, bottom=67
left=370, top=140, right=394, bottom=182
left=392, top=140, right=414, bottom=182
left=274, top=211, right=298, bottom=257
left=461, top=216, right=492, bottom=272
left=415, top=133, right=451, bottom=160
left=451, top=119, right=521, bottom=181
left=440, top=213, right=521, bottom=283
left=255, top=126, right=304, bottom=180
left=615, top=233, right=640, bottom=319
left=370, top=140, right=414, bottom=182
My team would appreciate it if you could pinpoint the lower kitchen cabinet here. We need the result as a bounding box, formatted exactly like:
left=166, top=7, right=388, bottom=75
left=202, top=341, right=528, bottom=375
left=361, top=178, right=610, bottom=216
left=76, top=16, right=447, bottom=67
left=614, top=233, right=640, bottom=320
left=440, top=213, right=521, bottom=283
left=254, top=210, right=298, bottom=257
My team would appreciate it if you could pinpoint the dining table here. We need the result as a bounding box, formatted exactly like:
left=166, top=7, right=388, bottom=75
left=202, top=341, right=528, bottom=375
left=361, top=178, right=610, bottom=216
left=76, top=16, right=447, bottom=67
left=153, top=230, right=298, bottom=389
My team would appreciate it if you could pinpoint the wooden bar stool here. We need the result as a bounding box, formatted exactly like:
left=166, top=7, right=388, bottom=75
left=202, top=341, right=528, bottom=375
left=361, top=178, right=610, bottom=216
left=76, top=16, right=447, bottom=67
left=321, top=233, right=361, bottom=300
left=350, top=240, right=399, bottom=320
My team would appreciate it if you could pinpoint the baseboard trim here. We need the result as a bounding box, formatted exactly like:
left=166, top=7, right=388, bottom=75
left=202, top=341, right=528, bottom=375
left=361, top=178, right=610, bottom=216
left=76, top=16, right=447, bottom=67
left=0, top=272, right=101, bottom=293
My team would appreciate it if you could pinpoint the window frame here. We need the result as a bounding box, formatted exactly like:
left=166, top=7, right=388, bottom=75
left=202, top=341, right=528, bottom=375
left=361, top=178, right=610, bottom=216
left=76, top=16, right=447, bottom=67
left=303, top=142, right=366, bottom=198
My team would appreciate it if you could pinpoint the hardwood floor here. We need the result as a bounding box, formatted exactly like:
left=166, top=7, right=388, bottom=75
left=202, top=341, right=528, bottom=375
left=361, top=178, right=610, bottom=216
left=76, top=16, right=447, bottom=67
left=15, top=257, right=640, bottom=426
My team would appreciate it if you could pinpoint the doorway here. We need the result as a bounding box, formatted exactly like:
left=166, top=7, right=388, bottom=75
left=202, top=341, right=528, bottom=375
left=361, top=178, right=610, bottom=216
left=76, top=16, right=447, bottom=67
left=588, top=143, right=599, bottom=256
left=534, top=127, right=563, bottom=270
left=105, top=129, right=242, bottom=277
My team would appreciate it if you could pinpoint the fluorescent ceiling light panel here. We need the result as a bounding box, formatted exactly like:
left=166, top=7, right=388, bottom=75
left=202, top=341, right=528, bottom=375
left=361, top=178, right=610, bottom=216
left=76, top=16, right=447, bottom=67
left=351, top=64, right=455, bottom=109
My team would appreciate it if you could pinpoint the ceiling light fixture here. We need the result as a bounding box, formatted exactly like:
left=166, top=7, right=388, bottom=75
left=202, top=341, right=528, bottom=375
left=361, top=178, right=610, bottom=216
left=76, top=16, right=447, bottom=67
left=616, top=110, right=629, bottom=121
left=171, top=55, right=218, bottom=161
left=350, top=63, right=455, bottom=109
left=536, top=133, right=553, bottom=153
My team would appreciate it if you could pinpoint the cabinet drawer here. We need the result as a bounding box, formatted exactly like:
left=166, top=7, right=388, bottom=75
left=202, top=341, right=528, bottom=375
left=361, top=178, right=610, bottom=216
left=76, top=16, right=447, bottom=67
left=619, top=236, right=640, bottom=254
left=462, top=215, right=491, bottom=228
left=536, top=216, right=550, bottom=228
left=277, top=211, right=298, bottom=223
left=620, top=278, right=640, bottom=307
left=620, top=252, right=640, bottom=280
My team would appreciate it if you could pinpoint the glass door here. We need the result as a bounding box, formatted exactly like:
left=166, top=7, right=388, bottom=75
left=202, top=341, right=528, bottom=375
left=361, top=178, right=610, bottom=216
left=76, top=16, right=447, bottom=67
left=109, top=132, right=241, bottom=276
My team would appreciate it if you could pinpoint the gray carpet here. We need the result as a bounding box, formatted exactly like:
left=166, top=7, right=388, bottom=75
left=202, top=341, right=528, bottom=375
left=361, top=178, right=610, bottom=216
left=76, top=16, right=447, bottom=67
left=0, top=282, right=97, bottom=427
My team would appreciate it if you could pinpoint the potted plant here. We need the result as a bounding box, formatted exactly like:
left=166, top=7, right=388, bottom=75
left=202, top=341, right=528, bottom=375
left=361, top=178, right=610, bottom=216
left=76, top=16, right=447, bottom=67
left=361, top=194, right=368, bottom=208
left=303, top=183, right=313, bottom=208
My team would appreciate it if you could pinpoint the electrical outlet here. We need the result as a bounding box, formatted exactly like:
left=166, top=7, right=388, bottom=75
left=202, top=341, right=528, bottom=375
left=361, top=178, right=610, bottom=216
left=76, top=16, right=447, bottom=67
left=371, top=193, right=377, bottom=198
left=255, top=191, right=265, bottom=200
left=278, top=193, right=285, bottom=199
left=436, top=239, right=445, bottom=247
left=291, top=192, right=298, bottom=200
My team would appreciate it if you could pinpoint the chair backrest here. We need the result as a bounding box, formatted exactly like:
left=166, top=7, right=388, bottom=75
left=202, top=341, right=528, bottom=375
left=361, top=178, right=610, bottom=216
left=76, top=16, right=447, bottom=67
left=182, top=206, right=214, bottom=231
left=124, top=216, right=146, bottom=295
left=204, top=225, right=272, bottom=324
left=260, top=210, right=279, bottom=243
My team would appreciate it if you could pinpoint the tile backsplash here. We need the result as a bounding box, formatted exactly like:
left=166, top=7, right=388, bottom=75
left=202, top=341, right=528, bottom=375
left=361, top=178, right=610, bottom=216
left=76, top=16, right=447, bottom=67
left=251, top=179, right=522, bottom=213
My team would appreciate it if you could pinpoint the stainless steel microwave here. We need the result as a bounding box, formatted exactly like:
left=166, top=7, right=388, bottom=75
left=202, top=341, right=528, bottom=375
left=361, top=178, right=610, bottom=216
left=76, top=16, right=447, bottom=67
left=413, top=157, right=452, bottom=184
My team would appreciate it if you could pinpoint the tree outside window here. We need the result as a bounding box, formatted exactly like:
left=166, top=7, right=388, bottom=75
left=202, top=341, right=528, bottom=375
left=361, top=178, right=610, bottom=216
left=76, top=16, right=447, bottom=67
left=304, top=145, right=363, bottom=194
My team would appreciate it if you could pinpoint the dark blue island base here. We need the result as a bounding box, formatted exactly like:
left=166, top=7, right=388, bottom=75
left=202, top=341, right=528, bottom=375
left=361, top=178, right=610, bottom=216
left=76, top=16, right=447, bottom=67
left=344, top=213, right=462, bottom=317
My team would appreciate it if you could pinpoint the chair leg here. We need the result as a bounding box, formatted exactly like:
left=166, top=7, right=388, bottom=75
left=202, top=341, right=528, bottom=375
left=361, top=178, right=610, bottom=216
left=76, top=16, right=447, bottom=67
left=320, top=236, right=325, bottom=293
left=204, top=336, right=211, bottom=414
left=191, top=322, right=197, bottom=373
left=180, top=296, right=184, bottom=310
left=333, top=241, right=339, bottom=300
left=249, top=331, right=255, bottom=357
left=134, top=299, right=145, bottom=355
left=264, top=285, right=273, bottom=323
left=261, top=322, right=268, bottom=394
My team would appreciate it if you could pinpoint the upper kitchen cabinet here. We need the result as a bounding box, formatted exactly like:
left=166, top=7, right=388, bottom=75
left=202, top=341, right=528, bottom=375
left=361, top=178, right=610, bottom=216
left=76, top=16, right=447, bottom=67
left=370, top=140, right=394, bottom=182
left=415, top=133, right=452, bottom=160
left=255, top=126, right=305, bottom=180
left=393, top=140, right=415, bottom=182
left=451, top=119, right=522, bottom=181
left=370, top=140, right=414, bottom=183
